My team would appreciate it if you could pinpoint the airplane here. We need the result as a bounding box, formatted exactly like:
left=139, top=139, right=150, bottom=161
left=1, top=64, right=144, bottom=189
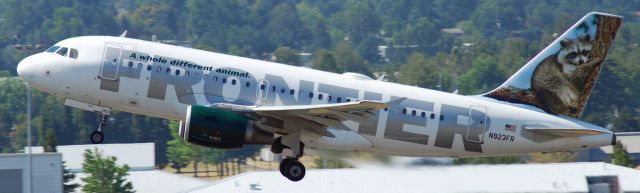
left=16, top=12, right=624, bottom=181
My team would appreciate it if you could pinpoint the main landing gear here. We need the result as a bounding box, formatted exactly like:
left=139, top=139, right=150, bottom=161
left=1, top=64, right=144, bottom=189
left=271, top=134, right=306, bottom=181
left=90, top=113, right=109, bottom=144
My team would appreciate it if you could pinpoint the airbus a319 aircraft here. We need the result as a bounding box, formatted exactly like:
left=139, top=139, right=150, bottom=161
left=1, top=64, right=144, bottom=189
left=17, top=12, right=624, bottom=181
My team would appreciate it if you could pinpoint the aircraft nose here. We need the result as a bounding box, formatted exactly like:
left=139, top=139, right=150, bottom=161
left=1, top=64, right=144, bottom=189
left=17, top=54, right=38, bottom=83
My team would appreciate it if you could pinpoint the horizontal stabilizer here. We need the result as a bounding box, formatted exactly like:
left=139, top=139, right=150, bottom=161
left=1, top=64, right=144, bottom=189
left=614, top=132, right=640, bottom=136
left=524, top=126, right=608, bottom=137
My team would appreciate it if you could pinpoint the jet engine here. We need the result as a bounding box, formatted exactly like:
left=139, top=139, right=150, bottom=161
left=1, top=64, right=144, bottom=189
left=179, top=105, right=273, bottom=149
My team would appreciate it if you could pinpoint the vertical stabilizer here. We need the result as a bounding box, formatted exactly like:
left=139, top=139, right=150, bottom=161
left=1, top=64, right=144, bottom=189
left=485, top=12, right=622, bottom=118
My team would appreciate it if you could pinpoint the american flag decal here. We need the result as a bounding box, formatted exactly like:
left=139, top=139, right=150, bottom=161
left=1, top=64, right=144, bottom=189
left=505, top=124, right=517, bottom=132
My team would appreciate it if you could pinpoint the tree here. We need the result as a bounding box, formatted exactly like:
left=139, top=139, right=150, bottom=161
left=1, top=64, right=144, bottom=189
left=312, top=49, right=338, bottom=73
left=333, top=41, right=371, bottom=76
left=81, top=148, right=134, bottom=193
left=397, top=52, right=443, bottom=90
left=166, top=120, right=192, bottom=173
left=529, top=152, right=576, bottom=163
left=63, top=161, right=79, bottom=193
left=266, top=3, right=310, bottom=49
left=272, top=47, right=299, bottom=66
left=43, top=127, right=56, bottom=152
left=314, top=157, right=351, bottom=169
left=611, top=142, right=635, bottom=168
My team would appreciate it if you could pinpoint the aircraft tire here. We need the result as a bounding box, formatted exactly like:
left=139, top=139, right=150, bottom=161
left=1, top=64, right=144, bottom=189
left=279, top=157, right=294, bottom=175
left=90, top=131, right=104, bottom=144
left=282, top=160, right=305, bottom=182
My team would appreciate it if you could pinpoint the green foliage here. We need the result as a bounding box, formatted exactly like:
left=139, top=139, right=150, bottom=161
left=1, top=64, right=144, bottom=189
left=314, top=157, right=351, bottom=169
left=611, top=142, right=635, bottom=168
left=63, top=161, right=79, bottom=193
left=166, top=120, right=192, bottom=173
left=272, top=47, right=300, bottom=66
left=453, top=155, right=525, bottom=165
left=43, top=127, right=56, bottom=152
left=529, top=152, right=577, bottom=163
left=81, top=148, right=134, bottom=193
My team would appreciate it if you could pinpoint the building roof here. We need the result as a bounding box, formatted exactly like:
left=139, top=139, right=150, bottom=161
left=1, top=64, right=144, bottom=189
left=70, top=170, right=210, bottom=193
left=187, top=162, right=640, bottom=193
left=26, top=143, right=155, bottom=172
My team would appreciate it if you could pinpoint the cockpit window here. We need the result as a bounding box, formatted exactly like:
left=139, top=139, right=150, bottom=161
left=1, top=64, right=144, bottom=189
left=69, top=48, right=78, bottom=59
left=46, top=46, right=60, bottom=53
left=56, top=47, right=68, bottom=56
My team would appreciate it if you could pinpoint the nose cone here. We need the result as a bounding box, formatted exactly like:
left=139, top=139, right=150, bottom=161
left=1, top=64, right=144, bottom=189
left=17, top=54, right=38, bottom=83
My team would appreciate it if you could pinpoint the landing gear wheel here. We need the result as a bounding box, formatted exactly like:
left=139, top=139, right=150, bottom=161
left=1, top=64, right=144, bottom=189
left=279, top=157, right=294, bottom=175
left=282, top=160, right=305, bottom=181
left=90, top=131, right=104, bottom=144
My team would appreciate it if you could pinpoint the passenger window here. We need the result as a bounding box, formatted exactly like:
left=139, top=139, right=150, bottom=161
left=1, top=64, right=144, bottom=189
left=246, top=82, right=251, bottom=87
left=175, top=69, right=181, bottom=76
left=337, top=97, right=342, bottom=103
left=165, top=68, right=171, bottom=74
left=421, top=112, right=426, bottom=118
left=280, top=88, right=285, bottom=93
left=308, top=92, right=313, bottom=98
left=156, top=66, right=162, bottom=72
left=318, top=94, right=323, bottom=100
left=222, top=78, right=227, bottom=83
left=46, top=46, right=60, bottom=53
left=346, top=98, right=351, bottom=102
left=289, top=89, right=295, bottom=95
left=185, top=71, right=190, bottom=77
left=56, top=47, right=68, bottom=56
left=146, top=65, right=152, bottom=71
left=384, top=107, right=388, bottom=111
left=402, top=108, right=407, bottom=114
left=128, top=61, right=133, bottom=68
left=260, top=84, right=265, bottom=90
left=430, top=113, right=435, bottom=119
left=327, top=95, right=332, bottom=102
left=231, top=79, right=236, bottom=85
left=69, top=48, right=78, bottom=59
left=411, top=110, right=416, bottom=116
left=439, top=115, right=444, bottom=121
left=271, top=86, right=276, bottom=92
left=212, top=76, right=217, bottom=82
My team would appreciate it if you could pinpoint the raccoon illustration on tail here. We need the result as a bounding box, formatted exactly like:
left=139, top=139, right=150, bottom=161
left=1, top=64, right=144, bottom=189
left=485, top=12, right=622, bottom=118
left=531, top=33, right=603, bottom=115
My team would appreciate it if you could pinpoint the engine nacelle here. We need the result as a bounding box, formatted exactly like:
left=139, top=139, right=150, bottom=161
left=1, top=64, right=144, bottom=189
left=179, top=105, right=273, bottom=149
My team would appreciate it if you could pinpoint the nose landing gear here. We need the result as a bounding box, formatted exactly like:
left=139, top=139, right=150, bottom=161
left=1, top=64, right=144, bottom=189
left=90, top=113, right=109, bottom=144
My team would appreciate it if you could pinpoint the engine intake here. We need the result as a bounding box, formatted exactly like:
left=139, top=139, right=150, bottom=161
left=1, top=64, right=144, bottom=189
left=180, top=105, right=273, bottom=149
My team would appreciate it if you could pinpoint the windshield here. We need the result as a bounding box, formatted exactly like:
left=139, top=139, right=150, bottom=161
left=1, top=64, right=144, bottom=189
left=46, top=46, right=60, bottom=53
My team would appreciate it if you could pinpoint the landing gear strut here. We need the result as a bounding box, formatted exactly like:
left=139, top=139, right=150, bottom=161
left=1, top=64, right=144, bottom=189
left=90, top=113, right=109, bottom=144
left=272, top=133, right=306, bottom=181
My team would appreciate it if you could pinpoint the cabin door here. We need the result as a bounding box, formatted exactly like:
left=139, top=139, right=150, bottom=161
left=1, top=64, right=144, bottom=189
left=465, top=105, right=487, bottom=143
left=99, top=43, right=123, bottom=80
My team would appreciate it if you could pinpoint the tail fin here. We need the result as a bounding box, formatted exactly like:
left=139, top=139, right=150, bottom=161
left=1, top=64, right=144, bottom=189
left=485, top=12, right=622, bottom=118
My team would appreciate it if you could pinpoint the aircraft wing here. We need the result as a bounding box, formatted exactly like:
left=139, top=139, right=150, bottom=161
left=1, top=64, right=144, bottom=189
left=255, top=100, right=386, bottom=133
left=209, top=100, right=388, bottom=137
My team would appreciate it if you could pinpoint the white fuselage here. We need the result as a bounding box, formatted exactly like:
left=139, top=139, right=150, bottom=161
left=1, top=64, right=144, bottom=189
left=17, top=36, right=614, bottom=157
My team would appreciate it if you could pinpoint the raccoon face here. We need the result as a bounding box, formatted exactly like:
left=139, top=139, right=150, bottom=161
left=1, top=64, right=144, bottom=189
left=557, top=34, right=593, bottom=73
